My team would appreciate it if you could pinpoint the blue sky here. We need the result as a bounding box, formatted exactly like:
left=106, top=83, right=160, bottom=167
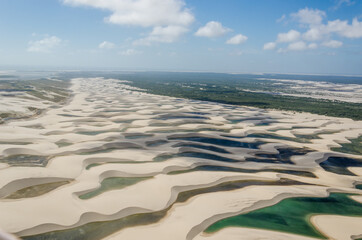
left=0, top=0, right=361, bottom=74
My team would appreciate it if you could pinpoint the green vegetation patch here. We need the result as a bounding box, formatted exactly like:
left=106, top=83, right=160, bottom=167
left=114, top=72, right=361, bottom=120
left=205, top=193, right=362, bottom=239
left=55, top=141, right=73, bottom=148
left=167, top=165, right=316, bottom=178
left=246, top=133, right=310, bottom=143
left=79, top=177, right=152, bottom=199
left=0, top=154, right=49, bottom=167
left=331, top=135, right=362, bottom=156
left=5, top=181, right=71, bottom=199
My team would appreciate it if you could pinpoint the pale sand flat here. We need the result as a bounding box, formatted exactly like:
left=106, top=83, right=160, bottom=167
left=311, top=215, right=362, bottom=240
left=351, top=195, right=362, bottom=204
left=194, top=227, right=318, bottom=240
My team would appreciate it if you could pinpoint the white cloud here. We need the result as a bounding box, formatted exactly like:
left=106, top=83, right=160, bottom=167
left=27, top=36, right=62, bottom=53
left=133, top=25, right=188, bottom=45
left=276, top=14, right=286, bottom=23
left=332, top=0, right=355, bottom=10
left=63, top=0, right=194, bottom=44
left=277, top=48, right=286, bottom=54
left=344, top=18, right=362, bottom=38
left=99, top=41, right=116, bottom=49
left=326, top=18, right=362, bottom=38
left=226, top=34, right=247, bottom=45
left=303, top=27, right=324, bottom=41
left=264, top=39, right=313, bottom=52
left=63, top=0, right=194, bottom=27
left=270, top=7, right=362, bottom=53
left=280, top=41, right=317, bottom=52
left=302, top=18, right=362, bottom=41
left=291, top=8, right=326, bottom=25
left=293, top=8, right=362, bottom=41
left=287, top=41, right=307, bottom=51
left=322, top=40, right=343, bottom=48
left=263, top=42, right=276, bottom=50
left=277, top=30, right=301, bottom=42
left=308, top=43, right=318, bottom=49
left=326, top=19, right=348, bottom=33
left=119, top=48, right=142, bottom=56
left=195, top=21, right=231, bottom=38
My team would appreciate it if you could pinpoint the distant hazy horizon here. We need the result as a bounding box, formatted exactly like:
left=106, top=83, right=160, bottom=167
left=2, top=68, right=362, bottom=79
left=0, top=66, right=362, bottom=81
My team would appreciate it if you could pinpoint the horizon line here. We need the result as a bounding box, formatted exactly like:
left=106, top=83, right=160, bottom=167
left=1, top=66, right=362, bottom=78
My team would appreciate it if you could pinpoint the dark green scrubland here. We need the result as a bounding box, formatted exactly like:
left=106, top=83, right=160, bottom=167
left=123, top=73, right=361, bottom=120
left=58, top=71, right=362, bottom=120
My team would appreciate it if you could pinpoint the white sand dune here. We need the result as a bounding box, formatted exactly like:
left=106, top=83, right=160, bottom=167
left=0, top=77, right=361, bottom=240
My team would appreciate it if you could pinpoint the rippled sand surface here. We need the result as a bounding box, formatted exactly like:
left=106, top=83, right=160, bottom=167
left=0, top=78, right=361, bottom=240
